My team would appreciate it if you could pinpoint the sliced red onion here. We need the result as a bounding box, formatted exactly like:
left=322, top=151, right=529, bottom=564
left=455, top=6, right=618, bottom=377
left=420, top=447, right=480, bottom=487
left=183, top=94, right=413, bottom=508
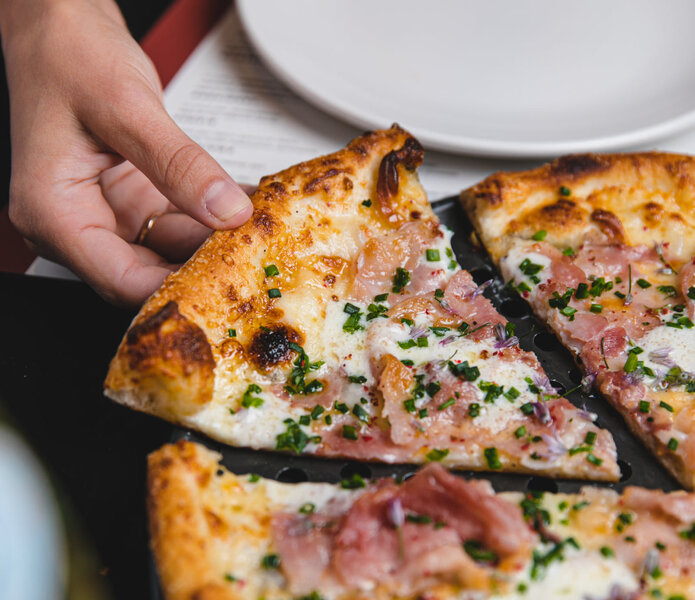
left=471, top=279, right=492, bottom=298
left=387, top=497, right=404, bottom=529
left=581, top=372, right=596, bottom=392
left=533, top=374, right=558, bottom=395
left=648, top=347, right=675, bottom=367
left=494, top=335, right=519, bottom=349
left=439, top=335, right=458, bottom=346
left=409, top=325, right=428, bottom=339
left=541, top=430, right=566, bottom=459
left=439, top=298, right=451, bottom=311
left=641, top=549, right=659, bottom=579
left=577, top=404, right=597, bottom=421
left=532, top=401, right=552, bottom=425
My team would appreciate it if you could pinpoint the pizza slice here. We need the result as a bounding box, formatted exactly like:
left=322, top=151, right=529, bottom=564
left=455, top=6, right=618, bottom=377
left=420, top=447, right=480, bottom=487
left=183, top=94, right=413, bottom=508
left=461, top=152, right=695, bottom=489
left=105, top=126, right=618, bottom=480
left=148, top=441, right=695, bottom=600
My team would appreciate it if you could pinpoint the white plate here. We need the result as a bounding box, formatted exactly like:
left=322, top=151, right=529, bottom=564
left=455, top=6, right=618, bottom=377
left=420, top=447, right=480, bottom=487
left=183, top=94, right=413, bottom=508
left=238, top=0, right=695, bottom=157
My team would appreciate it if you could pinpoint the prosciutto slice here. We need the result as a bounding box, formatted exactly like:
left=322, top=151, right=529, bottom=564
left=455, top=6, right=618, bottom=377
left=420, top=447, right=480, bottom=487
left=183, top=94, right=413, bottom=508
left=272, top=464, right=535, bottom=595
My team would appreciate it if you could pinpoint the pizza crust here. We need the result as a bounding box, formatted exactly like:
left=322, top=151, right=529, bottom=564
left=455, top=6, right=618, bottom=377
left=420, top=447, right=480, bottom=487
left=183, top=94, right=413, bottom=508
left=460, top=152, right=695, bottom=266
left=148, top=442, right=239, bottom=600
left=105, top=126, right=429, bottom=425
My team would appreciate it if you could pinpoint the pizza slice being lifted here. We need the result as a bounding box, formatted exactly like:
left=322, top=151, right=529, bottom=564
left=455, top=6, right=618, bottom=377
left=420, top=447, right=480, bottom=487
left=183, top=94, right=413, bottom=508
left=105, top=126, right=618, bottom=480
left=461, top=152, right=695, bottom=488
left=148, top=441, right=695, bottom=600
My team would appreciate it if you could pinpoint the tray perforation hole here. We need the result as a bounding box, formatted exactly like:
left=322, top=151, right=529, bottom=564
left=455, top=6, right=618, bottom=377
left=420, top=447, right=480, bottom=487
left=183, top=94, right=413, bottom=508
left=499, top=298, right=529, bottom=319
left=527, top=476, right=559, bottom=493
left=568, top=366, right=583, bottom=385
left=276, top=467, right=309, bottom=483
left=470, top=267, right=495, bottom=285
left=340, top=463, right=372, bottom=480
left=534, top=331, right=562, bottom=352
left=618, top=459, right=632, bottom=482
left=549, top=380, right=566, bottom=395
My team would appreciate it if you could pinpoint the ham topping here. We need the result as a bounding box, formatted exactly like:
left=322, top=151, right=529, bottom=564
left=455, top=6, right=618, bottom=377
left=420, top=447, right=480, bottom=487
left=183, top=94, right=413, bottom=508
left=272, top=464, right=536, bottom=595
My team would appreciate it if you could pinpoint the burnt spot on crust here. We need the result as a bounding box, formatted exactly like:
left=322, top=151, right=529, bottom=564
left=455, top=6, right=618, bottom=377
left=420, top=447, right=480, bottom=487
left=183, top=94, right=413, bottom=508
left=538, top=198, right=586, bottom=229
left=247, top=324, right=302, bottom=370
left=376, top=137, right=424, bottom=216
left=642, top=202, right=664, bottom=227
left=343, top=176, right=353, bottom=191
left=410, top=210, right=421, bottom=220
left=125, top=301, right=215, bottom=377
left=550, top=154, right=608, bottom=179
left=303, top=168, right=348, bottom=194
left=226, top=284, right=239, bottom=303
left=591, top=208, right=626, bottom=243
left=469, top=179, right=503, bottom=207
left=253, top=209, right=277, bottom=236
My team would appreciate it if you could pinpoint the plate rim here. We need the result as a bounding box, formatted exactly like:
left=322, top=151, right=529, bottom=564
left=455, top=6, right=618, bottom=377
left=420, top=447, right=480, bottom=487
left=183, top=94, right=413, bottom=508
left=237, top=0, right=695, bottom=158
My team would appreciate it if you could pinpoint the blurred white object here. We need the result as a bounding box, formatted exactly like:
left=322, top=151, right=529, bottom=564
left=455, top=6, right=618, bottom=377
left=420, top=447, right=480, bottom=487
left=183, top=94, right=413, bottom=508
left=238, top=0, right=695, bottom=157
left=0, top=426, right=66, bottom=600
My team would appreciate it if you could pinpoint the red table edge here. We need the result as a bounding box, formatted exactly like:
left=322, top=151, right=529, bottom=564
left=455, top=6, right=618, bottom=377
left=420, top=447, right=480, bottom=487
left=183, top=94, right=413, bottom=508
left=0, top=0, right=232, bottom=274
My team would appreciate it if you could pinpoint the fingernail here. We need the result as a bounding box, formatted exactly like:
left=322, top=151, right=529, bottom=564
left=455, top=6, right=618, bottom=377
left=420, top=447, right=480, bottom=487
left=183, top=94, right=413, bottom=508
left=204, top=180, right=252, bottom=222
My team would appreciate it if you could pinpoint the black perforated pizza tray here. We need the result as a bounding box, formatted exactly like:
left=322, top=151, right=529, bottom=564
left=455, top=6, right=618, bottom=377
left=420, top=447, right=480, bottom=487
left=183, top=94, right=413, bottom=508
left=152, top=197, right=679, bottom=598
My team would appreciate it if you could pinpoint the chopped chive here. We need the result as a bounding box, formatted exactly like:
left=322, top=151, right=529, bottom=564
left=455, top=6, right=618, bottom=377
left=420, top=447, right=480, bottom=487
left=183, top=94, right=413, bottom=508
left=400, top=359, right=414, bottom=366
left=562, top=247, right=575, bottom=257
left=514, top=425, right=526, bottom=439
left=688, top=286, right=695, bottom=300
left=374, top=293, right=389, bottom=302
left=298, top=415, right=310, bottom=426
left=585, top=431, right=597, bottom=445
left=657, top=285, right=677, bottom=297
left=341, top=473, right=366, bottom=489
left=600, top=546, right=614, bottom=558
left=659, top=401, right=674, bottom=412
left=361, top=199, right=372, bottom=207
left=504, top=386, right=521, bottom=401
left=426, top=382, right=442, bottom=397
left=261, top=554, right=281, bottom=569
left=352, top=404, right=369, bottom=422
left=344, top=302, right=360, bottom=314
left=590, top=303, right=603, bottom=313
left=484, top=447, right=502, bottom=470
left=264, top=264, right=279, bottom=277
left=636, top=278, right=651, bottom=289
left=342, top=425, right=358, bottom=440
left=575, top=282, right=589, bottom=299
left=227, top=328, right=237, bottom=337
left=348, top=375, right=367, bottom=384
left=638, top=400, right=650, bottom=413
left=416, top=336, right=429, bottom=347
left=624, top=352, right=638, bottom=373
left=425, top=249, right=440, bottom=261
left=587, top=453, right=603, bottom=466
left=392, top=267, right=411, bottom=293
left=438, top=398, right=455, bottom=411
left=468, top=403, right=480, bottom=418
left=532, top=230, right=547, bottom=241
left=559, top=186, right=571, bottom=196
left=426, top=448, right=449, bottom=462
left=299, top=502, right=315, bottom=514
left=418, top=408, right=428, bottom=418
left=311, top=405, right=324, bottom=420
left=268, top=288, right=281, bottom=298
left=668, top=438, right=679, bottom=451
left=401, top=317, right=414, bottom=326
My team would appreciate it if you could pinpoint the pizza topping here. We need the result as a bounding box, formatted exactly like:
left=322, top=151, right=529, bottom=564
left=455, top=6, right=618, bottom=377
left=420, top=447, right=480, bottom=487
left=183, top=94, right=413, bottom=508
left=272, top=464, right=535, bottom=594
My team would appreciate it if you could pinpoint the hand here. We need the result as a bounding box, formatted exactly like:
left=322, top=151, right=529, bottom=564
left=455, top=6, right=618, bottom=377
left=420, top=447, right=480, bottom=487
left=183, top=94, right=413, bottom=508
left=1, top=0, right=253, bottom=306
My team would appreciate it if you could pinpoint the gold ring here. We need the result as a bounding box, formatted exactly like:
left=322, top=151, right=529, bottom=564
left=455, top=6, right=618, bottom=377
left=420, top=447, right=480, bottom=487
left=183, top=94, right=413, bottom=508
left=135, top=211, right=164, bottom=245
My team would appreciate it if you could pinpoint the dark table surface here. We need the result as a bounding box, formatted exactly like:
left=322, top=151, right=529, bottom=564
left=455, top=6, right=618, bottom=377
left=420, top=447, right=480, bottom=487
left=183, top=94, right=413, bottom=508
left=0, top=272, right=172, bottom=598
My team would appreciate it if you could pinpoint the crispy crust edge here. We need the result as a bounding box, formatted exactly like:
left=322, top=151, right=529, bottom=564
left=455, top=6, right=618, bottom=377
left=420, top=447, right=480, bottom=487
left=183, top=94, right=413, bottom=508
left=460, top=151, right=695, bottom=263
left=104, top=125, right=421, bottom=421
left=148, top=441, right=240, bottom=600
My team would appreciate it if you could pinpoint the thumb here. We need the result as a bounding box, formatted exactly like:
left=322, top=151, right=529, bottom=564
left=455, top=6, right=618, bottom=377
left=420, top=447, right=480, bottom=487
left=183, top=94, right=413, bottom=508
left=89, top=92, right=253, bottom=229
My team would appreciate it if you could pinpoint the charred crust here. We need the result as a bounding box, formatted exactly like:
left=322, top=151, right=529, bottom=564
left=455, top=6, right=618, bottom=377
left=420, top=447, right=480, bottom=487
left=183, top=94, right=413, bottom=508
left=303, top=168, right=347, bottom=193
left=550, top=154, right=608, bottom=179
left=226, top=284, right=239, bottom=303
left=125, top=301, right=215, bottom=375
left=471, top=179, right=503, bottom=207
left=591, top=208, right=626, bottom=243
left=376, top=137, right=425, bottom=214
left=242, top=234, right=253, bottom=244
left=253, top=209, right=277, bottom=236
left=247, top=324, right=302, bottom=370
